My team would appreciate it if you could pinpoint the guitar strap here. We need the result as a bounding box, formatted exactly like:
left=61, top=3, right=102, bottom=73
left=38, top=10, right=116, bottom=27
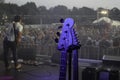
left=13, top=23, right=17, bottom=45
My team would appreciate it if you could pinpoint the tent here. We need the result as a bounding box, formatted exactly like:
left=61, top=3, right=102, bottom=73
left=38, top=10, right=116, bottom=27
left=93, top=17, right=120, bottom=27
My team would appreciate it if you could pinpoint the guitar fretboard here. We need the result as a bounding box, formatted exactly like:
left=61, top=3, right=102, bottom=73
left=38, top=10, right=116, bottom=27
left=59, top=51, right=67, bottom=80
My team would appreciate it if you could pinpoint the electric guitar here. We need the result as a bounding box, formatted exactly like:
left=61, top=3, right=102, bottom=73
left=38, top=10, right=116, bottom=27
left=57, top=18, right=80, bottom=80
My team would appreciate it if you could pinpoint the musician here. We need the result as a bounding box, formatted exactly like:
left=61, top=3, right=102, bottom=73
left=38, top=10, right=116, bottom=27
left=3, top=15, right=23, bottom=71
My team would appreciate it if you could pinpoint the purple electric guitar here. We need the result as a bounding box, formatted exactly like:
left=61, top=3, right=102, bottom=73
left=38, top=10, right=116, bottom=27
left=57, top=18, right=80, bottom=80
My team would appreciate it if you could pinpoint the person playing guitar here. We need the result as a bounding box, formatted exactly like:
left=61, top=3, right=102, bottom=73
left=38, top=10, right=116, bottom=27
left=3, top=15, right=23, bottom=71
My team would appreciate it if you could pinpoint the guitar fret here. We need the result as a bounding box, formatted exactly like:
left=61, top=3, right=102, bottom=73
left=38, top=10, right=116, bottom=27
left=61, top=58, right=66, bottom=60
left=60, top=66, right=66, bottom=70
left=60, top=71, right=66, bottom=73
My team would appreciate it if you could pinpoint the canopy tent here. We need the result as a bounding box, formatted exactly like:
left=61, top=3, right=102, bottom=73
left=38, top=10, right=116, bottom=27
left=93, top=17, right=120, bottom=27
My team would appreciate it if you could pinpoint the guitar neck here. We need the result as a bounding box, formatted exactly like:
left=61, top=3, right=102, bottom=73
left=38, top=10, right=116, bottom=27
left=73, top=49, right=79, bottom=80
left=59, top=51, right=68, bottom=80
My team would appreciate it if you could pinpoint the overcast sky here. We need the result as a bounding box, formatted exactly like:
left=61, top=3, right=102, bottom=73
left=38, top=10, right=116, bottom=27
left=5, top=0, right=120, bottom=10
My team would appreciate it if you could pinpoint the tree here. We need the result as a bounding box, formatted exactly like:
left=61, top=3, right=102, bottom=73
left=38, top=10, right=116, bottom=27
left=20, top=2, right=39, bottom=15
left=50, top=5, right=69, bottom=15
left=0, top=0, right=4, bottom=3
left=71, top=7, right=79, bottom=15
left=79, top=7, right=96, bottom=15
left=110, top=7, right=120, bottom=20
left=38, top=6, right=48, bottom=15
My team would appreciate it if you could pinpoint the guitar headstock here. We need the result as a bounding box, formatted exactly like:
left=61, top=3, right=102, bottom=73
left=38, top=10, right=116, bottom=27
left=57, top=18, right=74, bottom=51
left=68, top=28, right=81, bottom=51
left=57, top=18, right=80, bottom=52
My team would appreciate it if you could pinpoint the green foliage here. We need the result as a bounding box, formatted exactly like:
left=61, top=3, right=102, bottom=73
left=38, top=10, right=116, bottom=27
left=0, top=2, right=120, bottom=24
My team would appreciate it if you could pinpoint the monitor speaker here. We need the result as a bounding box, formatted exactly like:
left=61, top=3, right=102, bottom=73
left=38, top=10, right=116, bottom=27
left=102, top=55, right=120, bottom=66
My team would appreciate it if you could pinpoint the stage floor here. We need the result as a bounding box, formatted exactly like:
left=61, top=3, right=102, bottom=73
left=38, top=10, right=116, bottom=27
left=0, top=61, right=60, bottom=80
left=0, top=60, right=103, bottom=80
left=0, top=60, right=86, bottom=80
left=0, top=59, right=119, bottom=80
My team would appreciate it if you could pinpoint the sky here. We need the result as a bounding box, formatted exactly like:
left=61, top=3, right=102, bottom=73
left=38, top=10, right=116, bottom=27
left=5, top=0, right=120, bottom=10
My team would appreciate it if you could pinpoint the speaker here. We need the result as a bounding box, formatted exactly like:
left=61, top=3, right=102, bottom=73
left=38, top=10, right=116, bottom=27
left=109, top=70, right=119, bottom=80
left=82, top=67, right=97, bottom=80
left=102, top=55, right=120, bottom=66
left=98, top=69, right=109, bottom=80
left=98, top=69, right=119, bottom=80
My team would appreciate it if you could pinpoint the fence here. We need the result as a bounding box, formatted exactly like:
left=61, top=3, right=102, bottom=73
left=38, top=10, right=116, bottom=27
left=17, top=43, right=120, bottom=61
left=0, top=39, right=120, bottom=63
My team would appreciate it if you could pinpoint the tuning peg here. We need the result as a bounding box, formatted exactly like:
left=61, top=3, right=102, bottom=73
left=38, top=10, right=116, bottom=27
left=56, top=32, right=61, bottom=37
left=58, top=26, right=62, bottom=29
left=78, top=43, right=81, bottom=47
left=60, top=18, right=64, bottom=23
left=73, top=28, right=76, bottom=32
left=74, top=33, right=77, bottom=37
left=55, top=38, right=59, bottom=43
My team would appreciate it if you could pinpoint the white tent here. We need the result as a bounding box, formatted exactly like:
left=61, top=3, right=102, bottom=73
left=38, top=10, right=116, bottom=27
left=93, top=17, right=112, bottom=24
left=111, top=20, right=120, bottom=26
left=93, top=17, right=120, bottom=27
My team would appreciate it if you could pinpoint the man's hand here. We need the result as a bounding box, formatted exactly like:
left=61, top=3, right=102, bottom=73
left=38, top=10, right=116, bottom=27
left=17, top=38, right=21, bottom=43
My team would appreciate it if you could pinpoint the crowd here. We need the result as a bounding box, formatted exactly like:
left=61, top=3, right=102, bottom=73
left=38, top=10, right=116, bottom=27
left=0, top=23, right=120, bottom=59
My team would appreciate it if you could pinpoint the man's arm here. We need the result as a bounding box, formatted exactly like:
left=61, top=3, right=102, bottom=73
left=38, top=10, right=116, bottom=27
left=17, top=31, right=22, bottom=44
left=16, top=23, right=23, bottom=44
